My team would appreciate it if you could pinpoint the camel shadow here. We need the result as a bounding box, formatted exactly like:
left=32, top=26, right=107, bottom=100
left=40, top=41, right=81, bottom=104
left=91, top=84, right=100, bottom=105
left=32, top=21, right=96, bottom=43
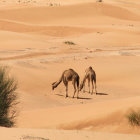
left=77, top=97, right=92, bottom=100
left=82, top=91, right=108, bottom=96
left=55, top=93, right=92, bottom=100
left=55, top=93, right=64, bottom=97
left=96, top=92, right=108, bottom=95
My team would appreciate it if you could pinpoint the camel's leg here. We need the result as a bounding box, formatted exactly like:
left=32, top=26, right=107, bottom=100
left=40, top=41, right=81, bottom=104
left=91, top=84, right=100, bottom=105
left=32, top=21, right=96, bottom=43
left=76, top=77, right=79, bottom=99
left=63, top=78, right=68, bottom=98
left=76, top=83, right=79, bottom=99
left=65, top=82, right=68, bottom=98
left=83, top=82, right=85, bottom=93
left=91, top=80, right=94, bottom=94
left=72, top=80, right=76, bottom=98
left=88, top=79, right=90, bottom=93
left=94, top=81, right=97, bottom=94
left=83, top=79, right=86, bottom=93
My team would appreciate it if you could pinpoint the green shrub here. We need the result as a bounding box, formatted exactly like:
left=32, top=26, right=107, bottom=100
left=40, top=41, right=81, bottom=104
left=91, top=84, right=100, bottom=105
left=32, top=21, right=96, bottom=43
left=97, top=0, right=102, bottom=2
left=64, top=41, right=76, bottom=45
left=0, top=66, right=18, bottom=127
left=127, top=110, right=140, bottom=126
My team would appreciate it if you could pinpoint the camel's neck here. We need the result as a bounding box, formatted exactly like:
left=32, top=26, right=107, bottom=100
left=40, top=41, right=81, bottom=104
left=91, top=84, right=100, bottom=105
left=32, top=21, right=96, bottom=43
left=82, top=75, right=87, bottom=85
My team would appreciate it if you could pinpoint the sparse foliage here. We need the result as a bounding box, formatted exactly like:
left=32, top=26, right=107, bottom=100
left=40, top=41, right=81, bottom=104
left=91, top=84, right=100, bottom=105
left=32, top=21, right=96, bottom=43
left=97, top=0, right=102, bottom=2
left=0, top=66, right=18, bottom=127
left=127, top=110, right=140, bottom=126
left=64, top=41, right=76, bottom=45
left=22, top=135, right=49, bottom=140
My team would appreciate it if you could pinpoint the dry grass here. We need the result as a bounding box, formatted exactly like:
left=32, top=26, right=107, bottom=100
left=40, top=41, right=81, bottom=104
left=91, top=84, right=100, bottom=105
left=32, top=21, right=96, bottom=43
left=0, top=66, right=18, bottom=127
left=127, top=110, right=140, bottom=126
left=64, top=41, right=76, bottom=45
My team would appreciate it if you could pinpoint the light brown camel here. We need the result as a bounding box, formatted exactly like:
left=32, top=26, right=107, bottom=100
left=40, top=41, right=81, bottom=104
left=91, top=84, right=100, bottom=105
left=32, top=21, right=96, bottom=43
left=52, top=69, right=80, bottom=98
left=80, top=66, right=97, bottom=94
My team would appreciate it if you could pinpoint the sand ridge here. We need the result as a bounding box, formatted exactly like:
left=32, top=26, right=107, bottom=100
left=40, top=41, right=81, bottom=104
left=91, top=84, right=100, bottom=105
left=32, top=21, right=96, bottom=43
left=0, top=0, right=140, bottom=139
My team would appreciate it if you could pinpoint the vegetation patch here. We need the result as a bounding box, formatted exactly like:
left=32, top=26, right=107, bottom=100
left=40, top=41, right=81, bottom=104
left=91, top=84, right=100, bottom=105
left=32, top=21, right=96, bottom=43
left=0, top=66, right=18, bottom=127
left=97, top=0, right=102, bottom=2
left=22, top=135, right=49, bottom=140
left=64, top=41, right=76, bottom=45
left=127, top=109, right=140, bottom=126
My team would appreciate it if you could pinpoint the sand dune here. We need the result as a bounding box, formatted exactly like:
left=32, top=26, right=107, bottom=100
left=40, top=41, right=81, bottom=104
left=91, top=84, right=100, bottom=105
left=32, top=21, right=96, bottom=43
left=12, top=56, right=140, bottom=133
left=0, top=20, right=96, bottom=37
left=0, top=2, right=140, bottom=25
left=0, top=52, right=53, bottom=61
left=17, top=96, right=140, bottom=132
left=1, top=127, right=140, bottom=140
left=0, top=0, right=140, bottom=139
left=1, top=19, right=140, bottom=35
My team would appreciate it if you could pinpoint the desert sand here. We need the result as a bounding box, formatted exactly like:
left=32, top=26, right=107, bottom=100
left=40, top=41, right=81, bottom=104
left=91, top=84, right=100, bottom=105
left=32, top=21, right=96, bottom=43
left=0, top=0, right=140, bottom=139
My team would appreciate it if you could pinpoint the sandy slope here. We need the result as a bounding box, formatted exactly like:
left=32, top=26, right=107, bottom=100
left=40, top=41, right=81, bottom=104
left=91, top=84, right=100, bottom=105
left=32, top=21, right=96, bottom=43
left=0, top=0, right=140, bottom=139
left=1, top=127, right=140, bottom=140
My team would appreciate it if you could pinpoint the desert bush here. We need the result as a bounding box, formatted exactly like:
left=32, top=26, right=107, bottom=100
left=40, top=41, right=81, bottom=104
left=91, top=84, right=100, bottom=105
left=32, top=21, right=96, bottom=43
left=0, top=66, right=18, bottom=127
left=97, top=0, right=102, bottom=2
left=22, top=135, right=49, bottom=140
left=64, top=41, right=76, bottom=45
left=127, top=110, right=140, bottom=126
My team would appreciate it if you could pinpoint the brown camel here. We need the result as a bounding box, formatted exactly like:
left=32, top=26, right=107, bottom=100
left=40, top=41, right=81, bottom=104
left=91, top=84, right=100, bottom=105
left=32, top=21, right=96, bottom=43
left=52, top=69, right=80, bottom=98
left=80, top=66, right=97, bottom=94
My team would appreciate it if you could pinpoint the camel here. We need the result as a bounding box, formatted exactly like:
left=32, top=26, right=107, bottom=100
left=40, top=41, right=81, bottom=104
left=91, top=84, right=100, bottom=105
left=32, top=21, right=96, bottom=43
left=80, top=66, right=97, bottom=94
left=52, top=69, right=80, bottom=98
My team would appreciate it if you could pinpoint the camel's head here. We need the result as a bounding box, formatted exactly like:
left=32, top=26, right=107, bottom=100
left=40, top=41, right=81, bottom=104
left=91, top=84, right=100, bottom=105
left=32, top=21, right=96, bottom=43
left=79, top=82, right=84, bottom=91
left=89, top=66, right=92, bottom=69
left=85, top=66, right=92, bottom=73
left=52, top=82, right=56, bottom=90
